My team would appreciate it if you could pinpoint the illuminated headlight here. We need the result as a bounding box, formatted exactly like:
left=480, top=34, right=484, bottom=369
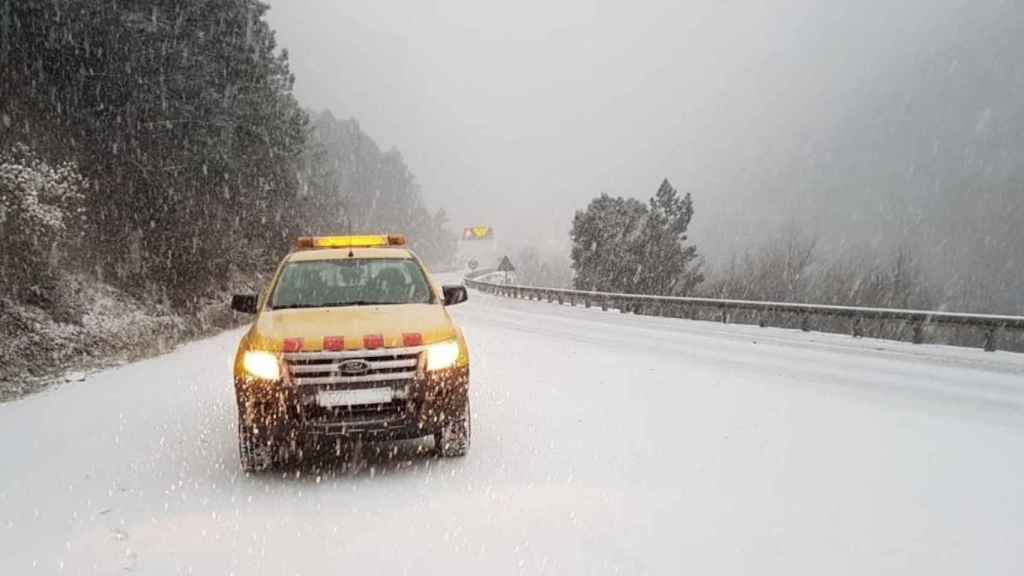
left=426, top=340, right=461, bottom=372
left=243, top=350, right=282, bottom=380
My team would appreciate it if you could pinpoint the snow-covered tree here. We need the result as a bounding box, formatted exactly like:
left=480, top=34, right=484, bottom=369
left=571, top=194, right=647, bottom=292
left=570, top=180, right=703, bottom=295
left=0, top=146, right=85, bottom=300
left=3, top=0, right=308, bottom=304
left=634, top=179, right=703, bottom=295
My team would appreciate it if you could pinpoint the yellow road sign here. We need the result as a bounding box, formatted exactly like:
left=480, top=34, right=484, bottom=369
left=462, top=226, right=494, bottom=240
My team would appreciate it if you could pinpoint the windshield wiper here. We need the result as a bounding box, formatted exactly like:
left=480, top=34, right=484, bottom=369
left=273, top=301, right=411, bottom=310
left=323, top=300, right=399, bottom=307
left=271, top=303, right=321, bottom=310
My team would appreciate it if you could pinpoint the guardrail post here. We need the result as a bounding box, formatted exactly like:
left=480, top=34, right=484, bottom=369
left=912, top=322, right=924, bottom=345
left=601, top=299, right=608, bottom=311
left=720, top=308, right=728, bottom=324
left=800, top=313, right=811, bottom=332
left=984, top=328, right=998, bottom=352
left=852, top=317, right=863, bottom=338
left=620, top=300, right=629, bottom=314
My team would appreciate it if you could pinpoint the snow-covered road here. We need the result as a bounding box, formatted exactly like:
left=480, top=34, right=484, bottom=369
left=3, top=289, right=1024, bottom=574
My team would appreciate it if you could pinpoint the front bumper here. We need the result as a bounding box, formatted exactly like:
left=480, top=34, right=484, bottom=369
left=235, top=365, right=469, bottom=441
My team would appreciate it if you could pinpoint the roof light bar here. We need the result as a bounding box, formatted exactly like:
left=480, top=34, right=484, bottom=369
left=294, top=235, right=407, bottom=249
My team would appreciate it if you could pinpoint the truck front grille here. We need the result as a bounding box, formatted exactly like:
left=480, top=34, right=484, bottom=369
left=282, top=347, right=424, bottom=387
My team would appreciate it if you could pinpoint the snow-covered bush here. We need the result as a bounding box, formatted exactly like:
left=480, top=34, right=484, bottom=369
left=0, top=145, right=85, bottom=300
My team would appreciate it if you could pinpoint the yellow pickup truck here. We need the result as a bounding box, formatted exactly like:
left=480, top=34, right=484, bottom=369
left=230, top=234, right=470, bottom=472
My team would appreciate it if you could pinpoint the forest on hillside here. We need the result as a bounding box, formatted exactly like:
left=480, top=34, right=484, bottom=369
left=1, top=0, right=453, bottom=304
left=0, top=0, right=454, bottom=382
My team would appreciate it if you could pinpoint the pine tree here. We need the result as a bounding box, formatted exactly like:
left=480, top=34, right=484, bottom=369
left=570, top=194, right=647, bottom=292
left=570, top=181, right=703, bottom=296
left=636, top=179, right=702, bottom=295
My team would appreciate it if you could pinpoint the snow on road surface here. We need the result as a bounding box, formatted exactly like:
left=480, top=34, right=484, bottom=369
left=3, top=289, right=1024, bottom=575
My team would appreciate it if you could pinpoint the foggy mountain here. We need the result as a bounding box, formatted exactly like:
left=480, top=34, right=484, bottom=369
left=697, top=0, right=1023, bottom=311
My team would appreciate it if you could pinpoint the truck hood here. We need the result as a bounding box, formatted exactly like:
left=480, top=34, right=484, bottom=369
left=249, top=303, right=456, bottom=351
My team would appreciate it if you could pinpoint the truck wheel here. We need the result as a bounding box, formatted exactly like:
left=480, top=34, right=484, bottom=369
left=239, top=421, right=278, bottom=473
left=237, top=400, right=280, bottom=474
left=434, top=399, right=471, bottom=457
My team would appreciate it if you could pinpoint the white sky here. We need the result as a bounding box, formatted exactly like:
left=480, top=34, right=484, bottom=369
left=265, top=0, right=971, bottom=255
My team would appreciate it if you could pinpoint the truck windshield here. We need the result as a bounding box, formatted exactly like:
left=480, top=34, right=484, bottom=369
left=270, top=258, right=434, bottom=309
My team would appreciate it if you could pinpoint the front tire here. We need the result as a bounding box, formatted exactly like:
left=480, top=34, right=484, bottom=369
left=237, top=394, right=281, bottom=473
left=434, top=399, right=471, bottom=457
left=239, top=420, right=278, bottom=473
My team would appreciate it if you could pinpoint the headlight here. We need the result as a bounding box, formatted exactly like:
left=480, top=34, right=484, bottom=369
left=243, top=350, right=282, bottom=380
left=426, top=340, right=461, bottom=372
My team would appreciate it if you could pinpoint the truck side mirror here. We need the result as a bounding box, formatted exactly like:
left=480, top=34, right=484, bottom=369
left=442, top=285, right=468, bottom=306
left=231, top=294, right=258, bottom=314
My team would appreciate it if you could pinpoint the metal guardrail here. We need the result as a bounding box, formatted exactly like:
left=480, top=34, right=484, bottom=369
left=464, top=277, right=1024, bottom=352
left=463, top=268, right=496, bottom=280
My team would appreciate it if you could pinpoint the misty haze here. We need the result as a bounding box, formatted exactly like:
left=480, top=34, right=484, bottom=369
left=2, top=1, right=1023, bottom=574
left=270, top=0, right=1022, bottom=315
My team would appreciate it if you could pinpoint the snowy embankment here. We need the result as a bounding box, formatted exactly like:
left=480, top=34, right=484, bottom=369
left=0, top=274, right=259, bottom=401
left=2, top=289, right=1024, bottom=574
